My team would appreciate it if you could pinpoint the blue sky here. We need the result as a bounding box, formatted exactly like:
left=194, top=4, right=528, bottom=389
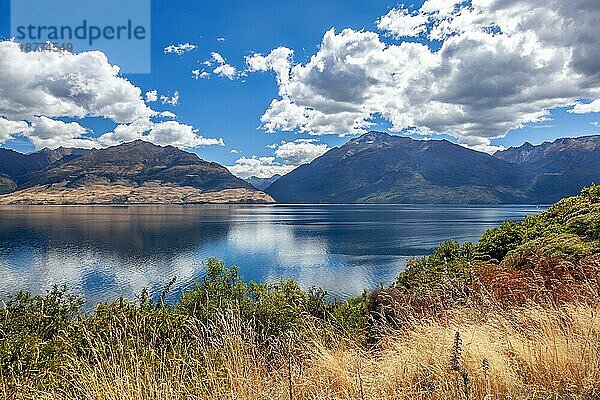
left=0, top=0, right=599, bottom=177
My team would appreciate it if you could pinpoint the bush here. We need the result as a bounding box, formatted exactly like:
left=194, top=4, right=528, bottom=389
left=566, top=204, right=600, bottom=240
left=176, top=258, right=367, bottom=341
left=503, top=233, right=599, bottom=268
left=0, top=285, right=83, bottom=340
left=396, top=241, right=476, bottom=300
left=477, top=185, right=600, bottom=263
left=477, top=220, right=525, bottom=262
left=0, top=286, right=83, bottom=386
left=177, top=258, right=251, bottom=322
left=541, top=184, right=599, bottom=225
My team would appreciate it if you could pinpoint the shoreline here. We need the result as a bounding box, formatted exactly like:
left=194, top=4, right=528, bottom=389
left=1, top=186, right=599, bottom=398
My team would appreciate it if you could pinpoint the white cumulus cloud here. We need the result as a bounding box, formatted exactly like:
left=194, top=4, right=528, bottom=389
left=29, top=116, right=97, bottom=149
left=0, top=117, right=32, bottom=143
left=246, top=47, right=294, bottom=92
left=248, top=0, right=600, bottom=152
left=147, top=121, right=224, bottom=148
left=0, top=40, right=152, bottom=124
left=213, top=64, right=238, bottom=80
left=0, top=41, right=216, bottom=150
left=570, top=99, right=600, bottom=114
left=145, top=90, right=158, bottom=103
left=160, top=91, right=180, bottom=106
left=209, top=52, right=238, bottom=80
left=192, top=69, right=210, bottom=80
left=211, top=52, right=225, bottom=64
left=227, top=139, right=329, bottom=178
left=158, top=111, right=177, bottom=118
left=376, top=7, right=429, bottom=38
left=226, top=156, right=295, bottom=179
left=274, top=139, right=329, bottom=165
left=98, top=119, right=224, bottom=149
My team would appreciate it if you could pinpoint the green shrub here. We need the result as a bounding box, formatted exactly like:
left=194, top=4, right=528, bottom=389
left=249, top=279, right=313, bottom=338
left=176, top=258, right=367, bottom=341
left=504, top=233, right=599, bottom=266
left=476, top=185, right=600, bottom=263
left=0, top=286, right=82, bottom=386
left=540, top=184, right=599, bottom=226
left=395, top=241, right=476, bottom=299
left=177, top=258, right=250, bottom=322
left=565, top=204, right=600, bottom=240
left=477, top=220, right=525, bottom=262
left=0, top=285, right=83, bottom=340
left=581, top=184, right=600, bottom=203
left=329, top=293, right=370, bottom=338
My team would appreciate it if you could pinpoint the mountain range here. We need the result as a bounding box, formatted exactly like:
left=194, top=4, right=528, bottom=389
left=0, top=133, right=598, bottom=204
left=265, top=132, right=600, bottom=204
left=493, top=135, right=600, bottom=202
left=0, top=141, right=273, bottom=204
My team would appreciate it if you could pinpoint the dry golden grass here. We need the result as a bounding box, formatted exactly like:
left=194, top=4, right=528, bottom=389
left=5, top=302, right=599, bottom=400
left=0, top=182, right=275, bottom=204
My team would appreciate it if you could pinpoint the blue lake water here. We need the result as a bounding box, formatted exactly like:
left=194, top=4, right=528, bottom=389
left=0, top=204, right=544, bottom=307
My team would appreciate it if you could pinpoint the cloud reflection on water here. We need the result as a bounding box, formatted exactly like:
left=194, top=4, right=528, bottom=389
left=0, top=204, right=542, bottom=308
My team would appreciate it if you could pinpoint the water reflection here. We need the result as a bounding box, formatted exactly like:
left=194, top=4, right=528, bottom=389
left=0, top=204, right=543, bottom=308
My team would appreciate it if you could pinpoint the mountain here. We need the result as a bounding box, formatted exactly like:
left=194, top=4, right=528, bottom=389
left=31, top=147, right=91, bottom=166
left=244, top=174, right=281, bottom=190
left=266, top=132, right=531, bottom=204
left=0, top=147, right=89, bottom=183
left=0, top=141, right=273, bottom=204
left=24, top=140, right=254, bottom=191
left=494, top=135, right=600, bottom=202
left=266, top=132, right=600, bottom=204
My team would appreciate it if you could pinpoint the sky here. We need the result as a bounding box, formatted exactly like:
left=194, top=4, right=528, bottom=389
left=0, top=0, right=599, bottom=178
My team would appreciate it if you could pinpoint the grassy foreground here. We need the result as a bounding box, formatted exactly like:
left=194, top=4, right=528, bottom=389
left=2, top=186, right=600, bottom=399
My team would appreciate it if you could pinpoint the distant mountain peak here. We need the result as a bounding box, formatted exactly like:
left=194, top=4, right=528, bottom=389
left=116, top=139, right=157, bottom=148
left=495, top=135, right=600, bottom=165
left=351, top=131, right=393, bottom=144
left=244, top=174, right=282, bottom=191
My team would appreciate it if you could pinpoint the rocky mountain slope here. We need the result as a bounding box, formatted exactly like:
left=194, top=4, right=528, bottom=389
left=494, top=135, right=600, bottom=202
left=266, top=132, right=599, bottom=204
left=0, top=141, right=273, bottom=204
left=0, top=147, right=89, bottom=182
left=266, top=132, right=531, bottom=204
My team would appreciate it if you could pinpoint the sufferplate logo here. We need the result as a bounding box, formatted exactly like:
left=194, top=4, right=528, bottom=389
left=10, top=0, right=151, bottom=73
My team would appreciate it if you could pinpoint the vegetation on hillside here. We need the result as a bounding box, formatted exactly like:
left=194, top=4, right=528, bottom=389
left=1, top=186, right=599, bottom=399
left=0, top=174, right=16, bottom=194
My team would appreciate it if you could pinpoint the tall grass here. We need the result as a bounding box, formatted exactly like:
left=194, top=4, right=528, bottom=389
left=2, top=300, right=600, bottom=399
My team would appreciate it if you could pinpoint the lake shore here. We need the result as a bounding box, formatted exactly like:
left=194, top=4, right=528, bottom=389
left=0, top=183, right=275, bottom=204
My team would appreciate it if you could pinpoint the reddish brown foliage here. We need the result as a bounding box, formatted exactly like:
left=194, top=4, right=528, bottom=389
left=475, top=255, right=600, bottom=304
left=368, top=256, right=600, bottom=334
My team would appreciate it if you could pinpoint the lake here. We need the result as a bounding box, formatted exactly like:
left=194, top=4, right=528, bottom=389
left=0, top=204, right=544, bottom=308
